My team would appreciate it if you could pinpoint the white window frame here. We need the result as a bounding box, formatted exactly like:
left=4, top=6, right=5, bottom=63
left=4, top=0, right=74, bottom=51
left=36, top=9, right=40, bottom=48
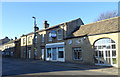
left=23, top=38, right=26, bottom=45
left=46, top=42, right=65, bottom=62
left=94, top=38, right=117, bottom=66
left=28, top=36, right=32, bottom=44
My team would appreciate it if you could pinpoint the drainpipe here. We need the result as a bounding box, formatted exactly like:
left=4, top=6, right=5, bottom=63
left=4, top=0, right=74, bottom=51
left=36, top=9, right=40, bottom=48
left=25, top=35, right=27, bottom=59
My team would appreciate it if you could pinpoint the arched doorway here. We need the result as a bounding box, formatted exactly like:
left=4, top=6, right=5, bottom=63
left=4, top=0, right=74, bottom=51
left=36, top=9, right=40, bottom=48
left=94, top=38, right=117, bottom=66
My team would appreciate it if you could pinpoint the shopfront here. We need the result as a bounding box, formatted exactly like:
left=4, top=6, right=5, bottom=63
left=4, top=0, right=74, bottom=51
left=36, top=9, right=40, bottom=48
left=46, top=42, right=65, bottom=62
left=94, top=38, right=117, bottom=66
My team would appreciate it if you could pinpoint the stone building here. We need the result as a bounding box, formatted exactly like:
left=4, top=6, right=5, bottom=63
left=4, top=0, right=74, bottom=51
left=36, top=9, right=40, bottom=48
left=20, top=18, right=84, bottom=61
left=1, top=40, right=15, bottom=57
left=0, top=37, right=21, bottom=58
left=65, top=16, right=120, bottom=68
left=17, top=16, right=120, bottom=68
left=0, top=37, right=10, bottom=45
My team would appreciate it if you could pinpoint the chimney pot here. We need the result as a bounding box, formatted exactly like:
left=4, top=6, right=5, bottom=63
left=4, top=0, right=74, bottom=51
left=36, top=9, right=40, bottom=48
left=44, top=20, right=49, bottom=28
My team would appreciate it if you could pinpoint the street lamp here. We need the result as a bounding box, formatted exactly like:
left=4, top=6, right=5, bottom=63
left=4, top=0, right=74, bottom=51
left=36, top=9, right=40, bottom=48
left=32, top=16, right=38, bottom=59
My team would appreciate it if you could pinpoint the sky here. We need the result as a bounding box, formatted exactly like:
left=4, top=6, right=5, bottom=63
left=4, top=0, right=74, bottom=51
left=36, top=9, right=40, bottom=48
left=1, top=2, right=118, bottom=39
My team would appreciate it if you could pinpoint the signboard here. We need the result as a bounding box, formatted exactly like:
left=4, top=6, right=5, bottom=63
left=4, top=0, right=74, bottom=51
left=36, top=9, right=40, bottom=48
left=51, top=30, right=56, bottom=38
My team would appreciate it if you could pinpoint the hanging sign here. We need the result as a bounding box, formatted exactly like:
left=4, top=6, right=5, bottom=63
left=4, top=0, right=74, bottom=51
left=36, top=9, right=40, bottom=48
left=51, top=30, right=57, bottom=38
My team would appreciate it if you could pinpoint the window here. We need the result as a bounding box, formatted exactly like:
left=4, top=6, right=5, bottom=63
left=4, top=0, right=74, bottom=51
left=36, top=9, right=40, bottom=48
left=94, top=38, right=116, bottom=65
left=23, top=38, right=25, bottom=45
left=41, top=34, right=44, bottom=42
left=28, top=36, right=32, bottom=44
left=58, top=47, right=64, bottom=58
left=48, top=32, right=52, bottom=41
left=73, top=47, right=82, bottom=60
left=57, top=29, right=62, bottom=40
left=47, top=48, right=51, bottom=58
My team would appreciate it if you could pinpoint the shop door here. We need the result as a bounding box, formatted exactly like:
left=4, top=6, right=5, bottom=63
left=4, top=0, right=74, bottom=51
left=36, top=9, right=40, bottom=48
left=52, top=48, right=57, bottom=60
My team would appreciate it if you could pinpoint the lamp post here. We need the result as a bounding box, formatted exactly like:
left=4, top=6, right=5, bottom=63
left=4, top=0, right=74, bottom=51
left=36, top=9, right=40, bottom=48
left=32, top=16, right=37, bottom=59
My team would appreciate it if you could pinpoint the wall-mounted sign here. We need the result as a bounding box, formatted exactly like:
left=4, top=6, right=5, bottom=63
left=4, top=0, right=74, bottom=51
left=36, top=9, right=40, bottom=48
left=51, top=30, right=57, bottom=38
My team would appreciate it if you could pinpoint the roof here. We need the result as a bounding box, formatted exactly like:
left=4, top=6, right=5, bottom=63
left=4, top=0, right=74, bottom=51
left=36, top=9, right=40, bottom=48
left=4, top=40, right=15, bottom=45
left=21, top=18, right=83, bottom=37
left=73, top=16, right=119, bottom=37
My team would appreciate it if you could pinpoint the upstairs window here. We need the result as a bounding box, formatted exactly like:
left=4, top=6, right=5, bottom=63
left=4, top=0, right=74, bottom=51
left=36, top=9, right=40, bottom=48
left=48, top=32, right=52, bottom=41
left=57, top=29, right=62, bottom=40
left=41, top=34, right=45, bottom=42
left=23, top=38, right=25, bottom=45
left=28, top=36, right=32, bottom=44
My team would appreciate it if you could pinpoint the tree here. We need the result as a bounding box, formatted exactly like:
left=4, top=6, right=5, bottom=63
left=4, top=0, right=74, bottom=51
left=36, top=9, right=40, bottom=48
left=95, top=10, right=119, bottom=21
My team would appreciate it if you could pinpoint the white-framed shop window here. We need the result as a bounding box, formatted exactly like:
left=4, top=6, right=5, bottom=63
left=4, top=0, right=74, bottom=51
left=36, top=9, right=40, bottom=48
left=94, top=38, right=117, bottom=66
left=46, top=48, right=52, bottom=58
left=58, top=47, right=64, bottom=58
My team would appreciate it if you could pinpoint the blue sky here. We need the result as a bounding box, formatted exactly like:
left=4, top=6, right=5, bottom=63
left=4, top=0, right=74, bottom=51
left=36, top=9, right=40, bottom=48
left=1, top=2, right=118, bottom=39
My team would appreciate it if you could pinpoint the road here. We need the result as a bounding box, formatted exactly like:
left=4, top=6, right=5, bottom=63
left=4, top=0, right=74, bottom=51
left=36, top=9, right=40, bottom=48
left=2, top=58, right=114, bottom=76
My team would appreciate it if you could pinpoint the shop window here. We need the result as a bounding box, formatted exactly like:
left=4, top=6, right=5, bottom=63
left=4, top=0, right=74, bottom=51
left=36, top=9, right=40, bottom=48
left=58, top=47, right=64, bottom=58
left=94, top=38, right=117, bottom=65
left=73, top=47, right=82, bottom=60
left=112, top=44, right=116, bottom=49
left=57, top=29, right=62, bottom=40
left=47, top=48, right=51, bottom=58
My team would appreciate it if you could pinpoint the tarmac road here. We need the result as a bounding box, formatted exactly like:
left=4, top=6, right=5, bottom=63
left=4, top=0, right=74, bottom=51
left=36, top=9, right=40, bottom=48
left=2, top=58, right=117, bottom=76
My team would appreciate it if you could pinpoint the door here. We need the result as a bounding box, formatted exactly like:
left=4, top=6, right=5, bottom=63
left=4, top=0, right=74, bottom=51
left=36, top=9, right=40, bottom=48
left=28, top=50, right=31, bottom=59
left=42, top=49, right=44, bottom=60
left=52, top=48, right=57, bottom=60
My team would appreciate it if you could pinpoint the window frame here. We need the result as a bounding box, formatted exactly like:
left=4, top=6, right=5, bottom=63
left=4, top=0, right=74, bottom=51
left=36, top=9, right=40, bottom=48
left=73, top=47, right=82, bottom=60
left=23, top=38, right=26, bottom=45
left=28, top=36, right=32, bottom=44
left=41, top=34, right=45, bottom=43
left=48, top=32, right=52, bottom=42
left=58, top=47, right=64, bottom=58
left=57, top=29, right=62, bottom=40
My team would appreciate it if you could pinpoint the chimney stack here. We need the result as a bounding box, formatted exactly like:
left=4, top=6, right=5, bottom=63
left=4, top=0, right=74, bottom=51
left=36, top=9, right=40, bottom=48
left=15, top=37, right=17, bottom=40
left=44, top=20, right=49, bottom=28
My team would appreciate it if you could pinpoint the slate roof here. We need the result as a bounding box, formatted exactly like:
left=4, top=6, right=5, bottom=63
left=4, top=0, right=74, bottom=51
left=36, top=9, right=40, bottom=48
left=73, top=16, right=120, bottom=37
left=22, top=18, right=83, bottom=36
